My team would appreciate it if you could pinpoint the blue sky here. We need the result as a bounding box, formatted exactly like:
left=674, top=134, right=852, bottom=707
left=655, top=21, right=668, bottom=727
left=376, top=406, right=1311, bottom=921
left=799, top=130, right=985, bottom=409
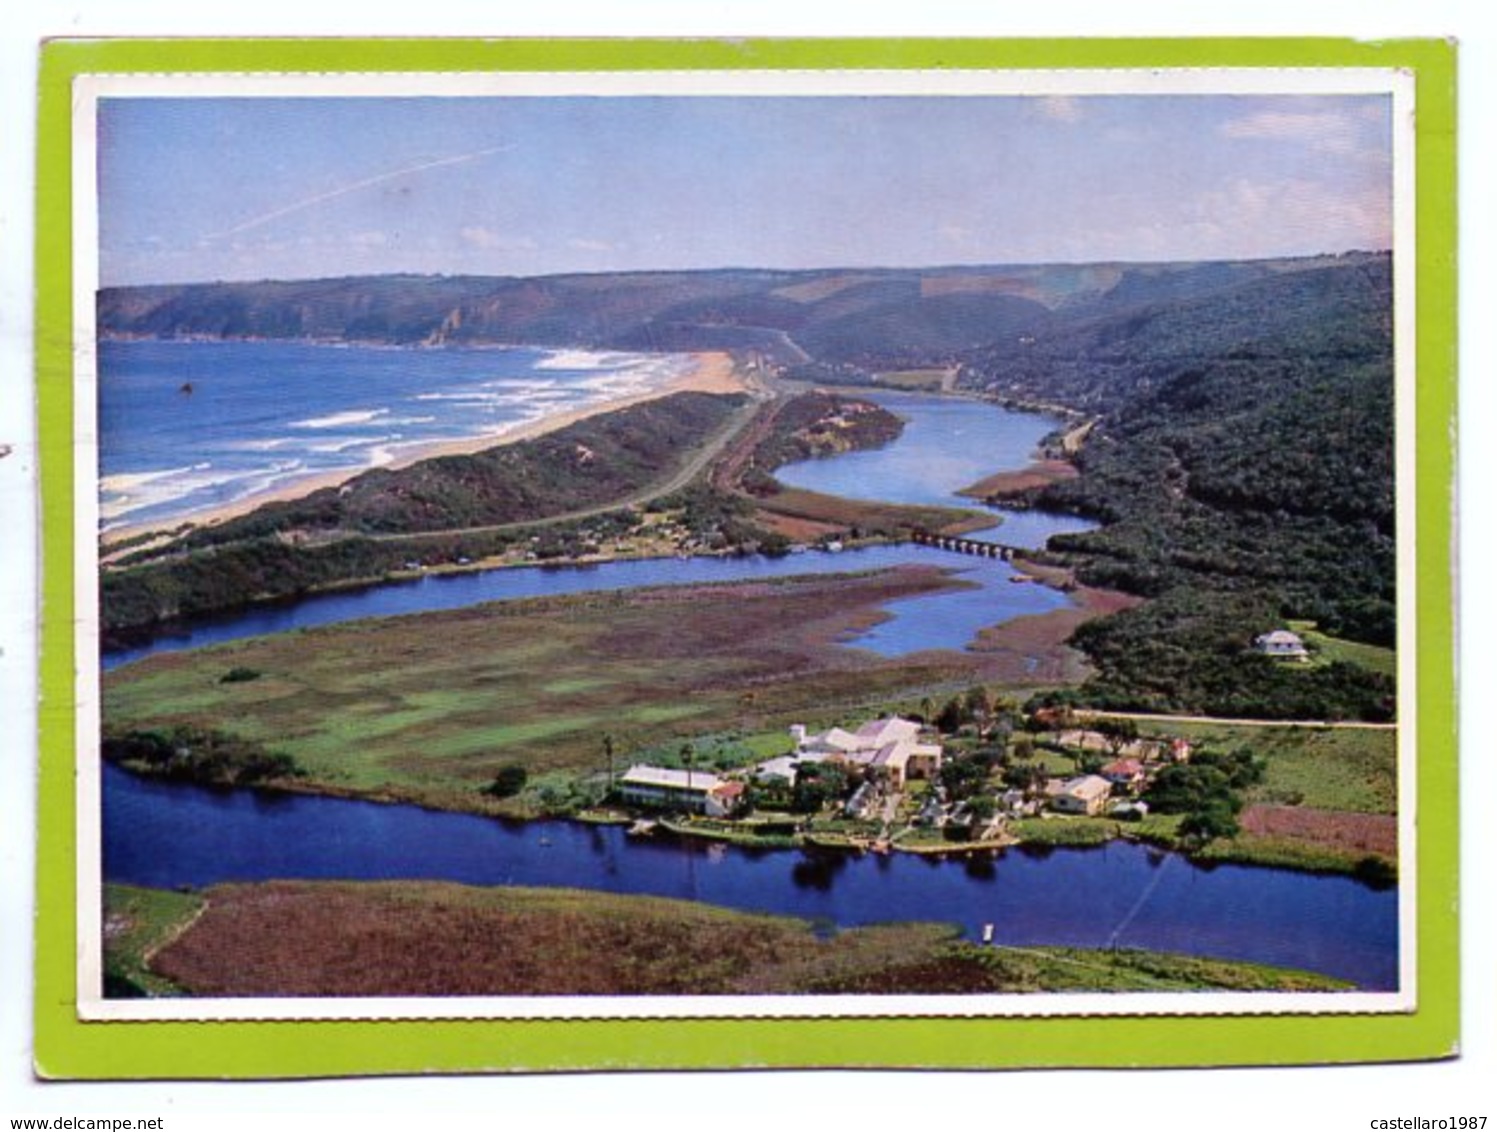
left=98, top=93, right=1393, bottom=286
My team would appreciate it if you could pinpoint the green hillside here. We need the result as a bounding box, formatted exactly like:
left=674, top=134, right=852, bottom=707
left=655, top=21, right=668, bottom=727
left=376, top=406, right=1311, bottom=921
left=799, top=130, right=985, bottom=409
left=973, top=258, right=1397, bottom=719
left=99, top=255, right=1374, bottom=366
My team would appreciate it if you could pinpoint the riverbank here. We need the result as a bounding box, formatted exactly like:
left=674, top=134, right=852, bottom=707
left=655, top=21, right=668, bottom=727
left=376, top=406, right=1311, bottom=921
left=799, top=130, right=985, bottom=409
left=102, top=349, right=749, bottom=548
left=965, top=558, right=1143, bottom=685
left=104, top=880, right=1354, bottom=998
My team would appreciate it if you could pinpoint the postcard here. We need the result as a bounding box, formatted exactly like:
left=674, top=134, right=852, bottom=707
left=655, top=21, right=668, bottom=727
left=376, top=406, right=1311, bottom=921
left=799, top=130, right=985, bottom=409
left=33, top=37, right=1458, bottom=1076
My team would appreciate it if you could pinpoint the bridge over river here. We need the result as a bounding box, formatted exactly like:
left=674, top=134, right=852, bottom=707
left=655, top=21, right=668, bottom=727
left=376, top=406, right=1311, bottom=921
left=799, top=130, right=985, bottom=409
left=909, top=528, right=1025, bottom=561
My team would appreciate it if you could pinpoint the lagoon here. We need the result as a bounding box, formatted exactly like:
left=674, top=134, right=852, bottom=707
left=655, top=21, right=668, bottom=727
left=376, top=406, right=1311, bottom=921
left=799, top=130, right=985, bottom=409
left=774, top=390, right=1097, bottom=548
left=103, top=389, right=1092, bottom=669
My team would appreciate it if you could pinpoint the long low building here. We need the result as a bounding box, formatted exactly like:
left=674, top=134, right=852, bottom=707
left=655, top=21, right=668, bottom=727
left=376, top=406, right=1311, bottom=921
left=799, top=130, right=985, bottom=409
left=617, top=764, right=745, bottom=817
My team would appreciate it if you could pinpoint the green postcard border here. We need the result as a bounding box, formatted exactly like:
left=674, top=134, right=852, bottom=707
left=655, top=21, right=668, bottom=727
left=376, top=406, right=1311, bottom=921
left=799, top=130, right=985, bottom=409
left=34, top=35, right=1459, bottom=1078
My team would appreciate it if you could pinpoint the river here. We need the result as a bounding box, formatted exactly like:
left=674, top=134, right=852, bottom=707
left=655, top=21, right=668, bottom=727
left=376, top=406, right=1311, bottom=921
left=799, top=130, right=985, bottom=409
left=100, top=380, right=1399, bottom=991
left=103, top=764, right=1397, bottom=989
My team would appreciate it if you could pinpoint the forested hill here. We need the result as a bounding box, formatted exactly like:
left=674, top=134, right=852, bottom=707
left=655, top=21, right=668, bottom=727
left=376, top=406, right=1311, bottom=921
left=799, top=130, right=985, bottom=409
left=974, top=256, right=1397, bottom=720
left=97, top=254, right=1380, bottom=368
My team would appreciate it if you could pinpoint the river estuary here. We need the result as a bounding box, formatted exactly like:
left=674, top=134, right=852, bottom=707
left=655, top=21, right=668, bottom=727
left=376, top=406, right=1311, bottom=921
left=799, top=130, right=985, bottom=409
left=100, top=380, right=1399, bottom=990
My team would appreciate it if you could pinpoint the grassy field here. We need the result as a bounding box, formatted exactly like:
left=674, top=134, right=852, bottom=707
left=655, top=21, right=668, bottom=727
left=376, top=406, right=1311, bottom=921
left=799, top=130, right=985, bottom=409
left=1287, top=620, right=1399, bottom=679
left=1128, top=719, right=1396, bottom=814
left=135, top=880, right=1351, bottom=997
left=104, top=567, right=997, bottom=813
left=102, top=884, right=203, bottom=997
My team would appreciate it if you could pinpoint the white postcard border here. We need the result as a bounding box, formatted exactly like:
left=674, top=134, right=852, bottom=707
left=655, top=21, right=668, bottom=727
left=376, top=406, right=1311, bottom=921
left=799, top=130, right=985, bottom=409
left=73, top=64, right=1420, bottom=1022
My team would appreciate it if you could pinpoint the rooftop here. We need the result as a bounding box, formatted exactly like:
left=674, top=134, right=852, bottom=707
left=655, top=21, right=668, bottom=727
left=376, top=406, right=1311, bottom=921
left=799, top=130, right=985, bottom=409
left=619, top=764, right=726, bottom=793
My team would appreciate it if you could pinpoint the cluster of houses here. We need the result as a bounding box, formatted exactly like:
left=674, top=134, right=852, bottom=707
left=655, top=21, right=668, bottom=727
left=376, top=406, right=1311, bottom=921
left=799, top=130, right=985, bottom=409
left=614, top=712, right=1194, bottom=832
left=1024, top=729, right=1193, bottom=820
left=617, top=716, right=944, bottom=818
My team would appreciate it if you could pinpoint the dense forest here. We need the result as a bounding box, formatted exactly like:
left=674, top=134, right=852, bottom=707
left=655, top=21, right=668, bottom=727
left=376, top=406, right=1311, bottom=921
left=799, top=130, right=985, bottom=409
left=973, top=259, right=1397, bottom=719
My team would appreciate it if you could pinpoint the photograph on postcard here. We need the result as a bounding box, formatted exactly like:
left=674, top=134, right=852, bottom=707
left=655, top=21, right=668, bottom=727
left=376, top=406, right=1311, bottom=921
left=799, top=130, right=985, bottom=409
left=75, top=68, right=1417, bottom=1020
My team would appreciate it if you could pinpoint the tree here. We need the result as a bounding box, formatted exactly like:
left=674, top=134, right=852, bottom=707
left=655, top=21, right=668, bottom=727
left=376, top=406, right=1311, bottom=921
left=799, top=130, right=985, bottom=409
left=964, top=685, right=996, bottom=734
left=1178, top=803, right=1240, bottom=847
left=791, top=762, right=847, bottom=814
left=484, top=763, right=529, bottom=799
left=1002, top=761, right=1047, bottom=796
left=967, top=795, right=998, bottom=823
left=1144, top=763, right=1237, bottom=815
left=1096, top=717, right=1139, bottom=758
left=935, top=696, right=966, bottom=735
left=939, top=755, right=988, bottom=802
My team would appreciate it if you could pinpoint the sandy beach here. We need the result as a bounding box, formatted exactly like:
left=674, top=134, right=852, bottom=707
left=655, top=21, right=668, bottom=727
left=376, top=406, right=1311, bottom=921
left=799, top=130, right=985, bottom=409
left=102, top=350, right=748, bottom=548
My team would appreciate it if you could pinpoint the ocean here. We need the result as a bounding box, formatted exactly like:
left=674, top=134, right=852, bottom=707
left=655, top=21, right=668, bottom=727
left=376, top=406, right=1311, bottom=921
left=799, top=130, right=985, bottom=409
left=96, top=339, right=693, bottom=533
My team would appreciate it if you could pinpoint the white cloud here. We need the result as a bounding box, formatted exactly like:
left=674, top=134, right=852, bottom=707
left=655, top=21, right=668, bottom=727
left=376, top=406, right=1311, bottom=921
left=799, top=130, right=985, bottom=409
left=1220, top=110, right=1367, bottom=156
left=460, top=226, right=535, bottom=251
left=1034, top=175, right=1390, bottom=264
left=567, top=237, right=613, bottom=253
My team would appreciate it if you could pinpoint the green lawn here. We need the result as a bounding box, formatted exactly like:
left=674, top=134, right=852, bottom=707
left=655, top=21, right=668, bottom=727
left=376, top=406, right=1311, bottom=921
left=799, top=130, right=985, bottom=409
left=1011, top=816, right=1119, bottom=846
left=1288, top=620, right=1398, bottom=679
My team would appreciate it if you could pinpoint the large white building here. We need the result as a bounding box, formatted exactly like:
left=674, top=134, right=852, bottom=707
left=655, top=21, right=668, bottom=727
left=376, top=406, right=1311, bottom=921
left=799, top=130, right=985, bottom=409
left=617, top=765, right=745, bottom=817
left=790, top=716, right=942, bottom=789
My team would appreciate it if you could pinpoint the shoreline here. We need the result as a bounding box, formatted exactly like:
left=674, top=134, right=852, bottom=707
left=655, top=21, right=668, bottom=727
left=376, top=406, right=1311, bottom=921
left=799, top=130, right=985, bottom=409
left=101, top=349, right=748, bottom=548
left=104, top=759, right=1393, bottom=882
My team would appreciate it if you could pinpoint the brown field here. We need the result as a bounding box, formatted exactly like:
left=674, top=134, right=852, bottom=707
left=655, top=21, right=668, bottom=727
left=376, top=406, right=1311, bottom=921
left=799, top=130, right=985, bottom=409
left=919, top=275, right=1034, bottom=299
left=769, top=273, right=884, bottom=303
left=753, top=486, right=993, bottom=538
left=148, top=880, right=967, bottom=996
left=958, top=459, right=1080, bottom=499
left=1240, top=804, right=1398, bottom=858
left=143, top=880, right=1351, bottom=997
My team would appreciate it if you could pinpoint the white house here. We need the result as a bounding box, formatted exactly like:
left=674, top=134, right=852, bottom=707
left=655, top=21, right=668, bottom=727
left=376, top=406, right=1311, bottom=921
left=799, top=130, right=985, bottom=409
left=1254, top=629, right=1309, bottom=660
